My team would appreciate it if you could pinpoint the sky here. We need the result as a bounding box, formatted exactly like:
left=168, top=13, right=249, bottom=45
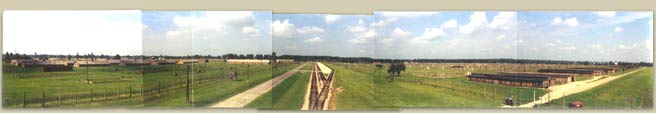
left=518, top=11, right=653, bottom=63
left=142, top=11, right=272, bottom=56
left=373, top=11, right=519, bottom=59
left=3, top=11, right=653, bottom=62
left=372, top=11, right=653, bottom=62
left=3, top=10, right=142, bottom=56
left=273, top=14, right=374, bottom=57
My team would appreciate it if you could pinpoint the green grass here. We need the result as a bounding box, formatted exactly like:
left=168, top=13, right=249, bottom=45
left=538, top=67, right=653, bottom=109
left=142, top=62, right=303, bottom=107
left=325, top=63, right=383, bottom=110
left=143, top=62, right=271, bottom=107
left=245, top=63, right=311, bottom=109
left=2, top=63, right=143, bottom=108
left=366, top=63, right=548, bottom=108
left=245, top=71, right=310, bottom=109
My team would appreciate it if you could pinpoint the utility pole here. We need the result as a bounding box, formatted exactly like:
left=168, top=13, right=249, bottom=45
left=191, top=63, right=195, bottom=107
left=86, top=60, right=89, bottom=83
left=533, top=90, right=536, bottom=103
left=186, top=65, right=190, bottom=104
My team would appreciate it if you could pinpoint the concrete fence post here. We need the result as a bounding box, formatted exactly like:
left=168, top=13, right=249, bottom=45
left=22, top=92, right=26, bottom=108
left=90, top=87, right=93, bottom=103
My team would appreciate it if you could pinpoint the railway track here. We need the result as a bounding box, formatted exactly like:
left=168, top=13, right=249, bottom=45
left=305, top=62, right=335, bottom=110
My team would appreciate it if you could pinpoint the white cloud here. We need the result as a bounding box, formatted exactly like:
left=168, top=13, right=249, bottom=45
left=645, top=39, right=653, bottom=50
left=370, top=17, right=398, bottom=27
left=459, top=12, right=488, bottom=34
left=591, top=44, right=603, bottom=49
left=272, top=19, right=296, bottom=38
left=3, top=11, right=142, bottom=55
left=346, top=25, right=367, bottom=33
left=551, top=17, right=578, bottom=27
left=370, top=20, right=387, bottom=27
left=390, top=27, right=412, bottom=38
left=296, top=26, right=325, bottom=34
left=595, top=11, right=616, bottom=17
left=241, top=26, right=261, bottom=37
left=555, top=40, right=563, bottom=44
left=325, top=15, right=341, bottom=24
left=357, top=19, right=364, bottom=25
left=489, top=12, right=516, bottom=29
left=618, top=43, right=640, bottom=49
left=179, top=11, right=254, bottom=32
left=441, top=19, right=458, bottom=29
left=514, top=39, right=524, bottom=45
left=166, top=29, right=191, bottom=40
left=564, top=18, right=579, bottom=27
left=412, top=28, right=446, bottom=44
left=495, top=34, right=506, bottom=40
left=304, top=36, right=323, bottom=43
left=378, top=38, right=393, bottom=47
left=350, top=29, right=377, bottom=44
left=614, top=27, right=623, bottom=33
left=558, top=46, right=577, bottom=50
left=551, top=17, right=562, bottom=25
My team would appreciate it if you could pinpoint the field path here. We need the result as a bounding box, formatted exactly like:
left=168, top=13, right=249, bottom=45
left=504, top=67, right=645, bottom=108
left=210, top=62, right=310, bottom=108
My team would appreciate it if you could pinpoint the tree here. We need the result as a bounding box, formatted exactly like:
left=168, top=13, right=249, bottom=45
left=114, top=54, right=121, bottom=60
left=386, top=62, right=407, bottom=82
left=386, top=64, right=395, bottom=82
left=395, top=63, right=406, bottom=77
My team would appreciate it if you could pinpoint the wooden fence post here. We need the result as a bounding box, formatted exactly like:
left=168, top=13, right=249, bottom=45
left=158, top=80, right=161, bottom=93
left=74, top=88, right=78, bottom=104
left=90, top=87, right=93, bottom=103
left=41, top=90, right=46, bottom=108
left=129, top=83, right=133, bottom=98
left=140, top=86, right=143, bottom=98
left=22, top=92, right=26, bottom=108
left=117, top=84, right=121, bottom=99
left=59, top=89, right=62, bottom=105
left=186, top=65, right=190, bottom=103
left=562, top=93, right=565, bottom=108
left=105, top=86, right=108, bottom=102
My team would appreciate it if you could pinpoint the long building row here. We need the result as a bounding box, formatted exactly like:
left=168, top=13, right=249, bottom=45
left=466, top=66, right=637, bottom=88
left=8, top=58, right=295, bottom=72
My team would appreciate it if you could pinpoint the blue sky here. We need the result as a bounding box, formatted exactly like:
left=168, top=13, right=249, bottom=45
left=372, top=11, right=653, bottom=62
left=4, top=11, right=652, bottom=62
left=273, top=14, right=374, bottom=57
left=142, top=11, right=271, bottom=56
left=373, top=11, right=518, bottom=59
left=518, top=11, right=653, bottom=62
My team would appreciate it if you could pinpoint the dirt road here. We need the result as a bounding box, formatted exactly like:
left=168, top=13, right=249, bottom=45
left=503, top=67, right=645, bottom=108
left=210, top=62, right=310, bottom=108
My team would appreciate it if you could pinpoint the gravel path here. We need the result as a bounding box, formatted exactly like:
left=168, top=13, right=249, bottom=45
left=210, top=62, right=310, bottom=108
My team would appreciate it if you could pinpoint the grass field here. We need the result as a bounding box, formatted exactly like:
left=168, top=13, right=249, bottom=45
left=360, top=63, right=549, bottom=108
left=325, top=63, right=382, bottom=110
left=142, top=62, right=299, bottom=107
left=2, top=63, right=143, bottom=108
left=245, top=71, right=310, bottom=109
left=245, top=62, right=310, bottom=109
left=538, top=68, right=653, bottom=109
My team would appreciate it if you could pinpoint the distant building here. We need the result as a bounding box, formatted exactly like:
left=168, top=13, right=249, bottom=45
left=498, top=72, right=575, bottom=84
left=226, top=59, right=270, bottom=64
left=537, top=69, right=603, bottom=77
left=74, top=60, right=111, bottom=67
left=466, top=73, right=555, bottom=88
left=275, top=59, right=295, bottom=64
